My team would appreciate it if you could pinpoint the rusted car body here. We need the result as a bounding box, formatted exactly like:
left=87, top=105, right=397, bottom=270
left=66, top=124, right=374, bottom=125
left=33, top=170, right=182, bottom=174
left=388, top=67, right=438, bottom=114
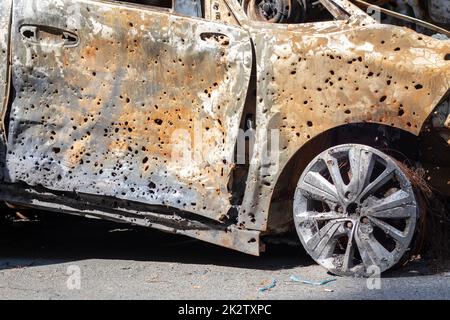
left=0, top=0, right=449, bottom=276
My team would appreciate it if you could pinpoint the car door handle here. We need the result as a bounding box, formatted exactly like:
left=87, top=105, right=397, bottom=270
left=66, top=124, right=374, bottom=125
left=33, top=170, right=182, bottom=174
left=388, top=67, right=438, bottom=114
left=19, top=25, right=79, bottom=47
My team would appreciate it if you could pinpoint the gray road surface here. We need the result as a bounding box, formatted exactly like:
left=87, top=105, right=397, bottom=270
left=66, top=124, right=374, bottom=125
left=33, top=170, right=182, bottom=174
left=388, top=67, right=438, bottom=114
left=0, top=212, right=449, bottom=299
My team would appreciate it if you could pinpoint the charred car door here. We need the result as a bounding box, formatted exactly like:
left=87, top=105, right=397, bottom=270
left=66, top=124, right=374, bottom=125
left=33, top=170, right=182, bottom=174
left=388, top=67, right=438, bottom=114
left=5, top=0, right=252, bottom=221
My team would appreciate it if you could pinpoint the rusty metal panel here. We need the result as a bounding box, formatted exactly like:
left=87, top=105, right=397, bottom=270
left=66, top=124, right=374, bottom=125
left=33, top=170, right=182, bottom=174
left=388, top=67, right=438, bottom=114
left=227, top=0, right=450, bottom=230
left=0, top=0, right=12, bottom=181
left=6, top=0, right=252, bottom=222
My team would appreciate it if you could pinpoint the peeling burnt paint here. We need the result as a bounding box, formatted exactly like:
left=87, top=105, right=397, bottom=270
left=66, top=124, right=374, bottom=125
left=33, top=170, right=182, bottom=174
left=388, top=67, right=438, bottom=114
left=6, top=0, right=251, bottom=223
left=0, top=0, right=449, bottom=257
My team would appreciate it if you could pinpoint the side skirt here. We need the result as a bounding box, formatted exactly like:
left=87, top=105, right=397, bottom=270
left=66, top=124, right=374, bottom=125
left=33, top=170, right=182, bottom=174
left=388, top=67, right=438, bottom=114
left=0, top=183, right=260, bottom=256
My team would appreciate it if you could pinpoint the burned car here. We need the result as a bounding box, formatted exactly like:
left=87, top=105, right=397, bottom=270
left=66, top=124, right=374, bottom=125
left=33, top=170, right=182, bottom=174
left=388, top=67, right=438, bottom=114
left=0, top=0, right=449, bottom=277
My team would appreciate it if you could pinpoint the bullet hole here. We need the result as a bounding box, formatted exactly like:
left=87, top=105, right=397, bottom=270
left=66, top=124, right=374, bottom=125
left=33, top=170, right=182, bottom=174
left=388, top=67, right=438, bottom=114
left=367, top=71, right=374, bottom=77
left=142, top=156, right=148, bottom=164
left=154, top=119, right=163, bottom=125
left=92, top=71, right=96, bottom=76
left=414, top=84, right=423, bottom=90
left=22, top=29, right=35, bottom=39
left=148, top=181, right=156, bottom=189
left=381, top=40, right=385, bottom=44
left=303, top=100, right=308, bottom=104
left=57, top=174, right=62, bottom=181
left=379, top=95, right=387, bottom=103
left=398, top=108, right=405, bottom=116
left=330, top=70, right=334, bottom=75
left=307, top=121, right=313, bottom=127
left=129, top=22, right=133, bottom=27
left=394, top=47, right=400, bottom=51
left=126, top=97, right=130, bottom=103
left=52, top=147, right=61, bottom=154
left=445, top=54, right=450, bottom=61
left=344, top=109, right=351, bottom=114
left=290, top=70, right=296, bottom=75
left=387, top=80, right=391, bottom=85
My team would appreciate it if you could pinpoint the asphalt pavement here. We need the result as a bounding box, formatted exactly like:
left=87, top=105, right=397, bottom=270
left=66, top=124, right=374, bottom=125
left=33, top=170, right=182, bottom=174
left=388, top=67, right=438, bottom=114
left=0, top=212, right=449, bottom=299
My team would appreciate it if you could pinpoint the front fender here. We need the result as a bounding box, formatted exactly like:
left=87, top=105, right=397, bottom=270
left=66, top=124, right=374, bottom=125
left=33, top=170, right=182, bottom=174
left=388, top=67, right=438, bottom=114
left=239, top=21, right=450, bottom=231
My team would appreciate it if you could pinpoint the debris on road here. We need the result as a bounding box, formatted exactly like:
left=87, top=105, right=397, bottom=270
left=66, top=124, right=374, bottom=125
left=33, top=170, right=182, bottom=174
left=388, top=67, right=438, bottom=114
left=289, top=275, right=337, bottom=286
left=258, top=279, right=277, bottom=293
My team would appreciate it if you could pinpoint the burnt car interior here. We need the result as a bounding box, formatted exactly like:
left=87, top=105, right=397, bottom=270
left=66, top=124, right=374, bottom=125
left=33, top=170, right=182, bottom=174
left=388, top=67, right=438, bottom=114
left=116, top=0, right=204, bottom=17
left=116, top=0, right=338, bottom=23
left=243, top=0, right=336, bottom=23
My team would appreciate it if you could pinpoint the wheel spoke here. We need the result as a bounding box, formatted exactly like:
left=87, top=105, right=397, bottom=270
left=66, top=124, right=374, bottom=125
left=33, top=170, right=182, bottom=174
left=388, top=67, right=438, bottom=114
left=355, top=231, right=393, bottom=268
left=295, top=211, right=342, bottom=222
left=368, top=205, right=415, bottom=219
left=358, top=165, right=396, bottom=201
left=342, top=225, right=356, bottom=271
left=347, top=147, right=375, bottom=198
left=323, top=154, right=346, bottom=200
left=300, top=171, right=340, bottom=203
left=306, top=221, right=342, bottom=260
left=368, top=216, right=408, bottom=245
left=365, top=189, right=414, bottom=218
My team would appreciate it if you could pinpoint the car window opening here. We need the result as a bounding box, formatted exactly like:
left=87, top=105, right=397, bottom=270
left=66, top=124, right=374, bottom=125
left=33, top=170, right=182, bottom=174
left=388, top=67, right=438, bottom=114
left=114, top=0, right=204, bottom=18
left=242, top=0, right=338, bottom=24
